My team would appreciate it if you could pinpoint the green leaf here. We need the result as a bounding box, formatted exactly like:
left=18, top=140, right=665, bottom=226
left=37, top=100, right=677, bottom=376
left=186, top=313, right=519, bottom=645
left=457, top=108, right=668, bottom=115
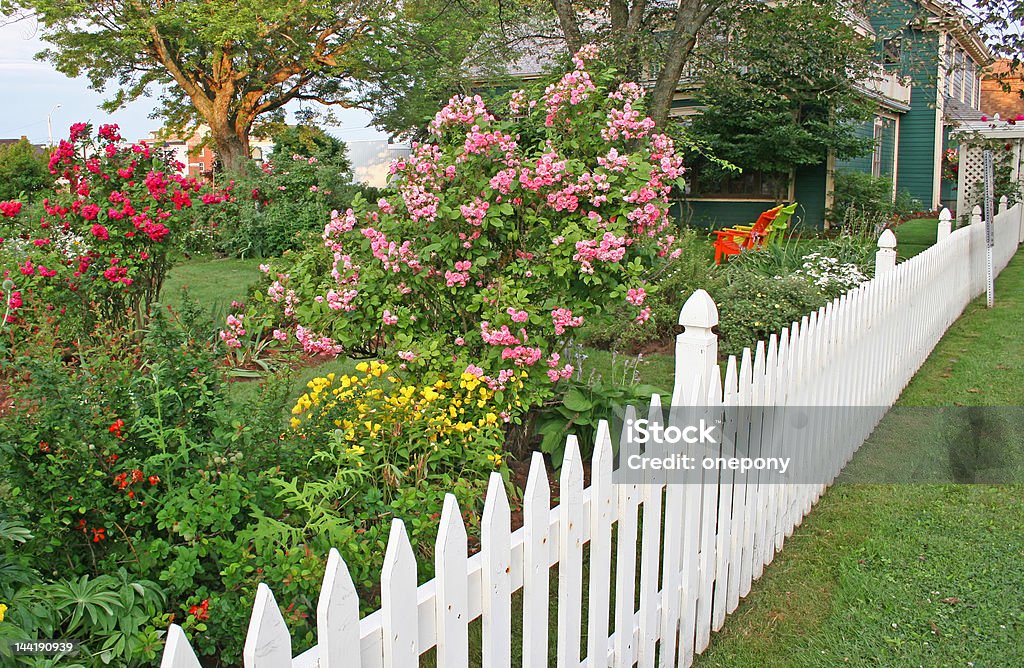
left=562, top=388, right=593, bottom=412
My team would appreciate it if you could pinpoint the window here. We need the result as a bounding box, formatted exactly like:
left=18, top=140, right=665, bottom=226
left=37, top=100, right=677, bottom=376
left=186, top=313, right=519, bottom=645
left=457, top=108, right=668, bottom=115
left=883, top=38, right=902, bottom=67
left=686, top=165, right=788, bottom=200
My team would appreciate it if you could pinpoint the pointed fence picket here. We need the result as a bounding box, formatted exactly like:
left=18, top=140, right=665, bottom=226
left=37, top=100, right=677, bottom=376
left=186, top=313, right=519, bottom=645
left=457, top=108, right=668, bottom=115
left=159, top=204, right=1022, bottom=668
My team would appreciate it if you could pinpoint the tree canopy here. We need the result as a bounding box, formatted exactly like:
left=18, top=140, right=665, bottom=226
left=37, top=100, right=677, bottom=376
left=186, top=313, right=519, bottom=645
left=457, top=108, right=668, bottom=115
left=685, top=0, right=879, bottom=198
left=0, top=138, right=51, bottom=202
left=6, top=0, right=488, bottom=172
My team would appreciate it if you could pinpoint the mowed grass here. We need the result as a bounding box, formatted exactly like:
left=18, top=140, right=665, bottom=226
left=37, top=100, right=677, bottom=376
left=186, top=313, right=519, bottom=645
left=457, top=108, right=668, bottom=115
left=161, top=256, right=263, bottom=317
left=694, top=253, right=1024, bottom=667
left=894, top=217, right=938, bottom=260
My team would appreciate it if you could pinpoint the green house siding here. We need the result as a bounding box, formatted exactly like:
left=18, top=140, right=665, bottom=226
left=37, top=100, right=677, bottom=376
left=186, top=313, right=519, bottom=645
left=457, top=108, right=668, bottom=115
left=836, top=121, right=876, bottom=174
left=793, top=164, right=827, bottom=227
left=896, top=80, right=939, bottom=206
left=869, top=1, right=943, bottom=207
left=836, top=116, right=899, bottom=181
left=679, top=200, right=775, bottom=229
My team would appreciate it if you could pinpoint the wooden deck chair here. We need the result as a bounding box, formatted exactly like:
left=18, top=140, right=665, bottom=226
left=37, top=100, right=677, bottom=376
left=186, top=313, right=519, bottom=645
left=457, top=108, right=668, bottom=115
left=712, top=205, right=782, bottom=265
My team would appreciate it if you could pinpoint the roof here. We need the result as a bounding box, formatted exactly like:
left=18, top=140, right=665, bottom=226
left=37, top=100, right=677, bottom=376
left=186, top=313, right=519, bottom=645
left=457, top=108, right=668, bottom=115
left=918, top=0, right=993, bottom=65
left=0, top=137, right=47, bottom=156
left=944, top=95, right=989, bottom=125
left=466, top=16, right=566, bottom=83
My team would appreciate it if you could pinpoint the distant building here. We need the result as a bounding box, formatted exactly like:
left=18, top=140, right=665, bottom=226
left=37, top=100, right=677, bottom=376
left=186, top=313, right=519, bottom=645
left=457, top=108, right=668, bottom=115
left=981, top=59, right=1024, bottom=120
left=346, top=140, right=410, bottom=188
left=143, top=125, right=275, bottom=179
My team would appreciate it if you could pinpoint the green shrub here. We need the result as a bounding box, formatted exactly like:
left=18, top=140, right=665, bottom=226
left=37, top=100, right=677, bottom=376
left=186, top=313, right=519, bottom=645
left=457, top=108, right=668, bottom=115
left=215, top=127, right=361, bottom=258
left=712, top=271, right=827, bottom=357
left=830, top=170, right=920, bottom=235
left=0, top=138, right=51, bottom=203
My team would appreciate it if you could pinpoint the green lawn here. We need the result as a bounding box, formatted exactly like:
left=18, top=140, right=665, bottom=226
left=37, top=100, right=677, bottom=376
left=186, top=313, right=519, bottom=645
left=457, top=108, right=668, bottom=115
left=161, top=256, right=263, bottom=318
left=694, top=253, right=1024, bottom=667
left=894, top=218, right=938, bottom=260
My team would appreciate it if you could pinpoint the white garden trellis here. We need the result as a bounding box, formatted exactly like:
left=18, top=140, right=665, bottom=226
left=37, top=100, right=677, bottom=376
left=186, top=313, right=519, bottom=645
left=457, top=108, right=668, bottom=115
left=953, top=119, right=1024, bottom=220
left=161, top=201, right=1023, bottom=668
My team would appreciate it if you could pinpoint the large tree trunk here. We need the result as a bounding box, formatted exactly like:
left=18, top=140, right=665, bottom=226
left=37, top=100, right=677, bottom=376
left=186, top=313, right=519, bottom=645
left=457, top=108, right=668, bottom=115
left=209, top=124, right=251, bottom=174
left=649, top=1, right=727, bottom=129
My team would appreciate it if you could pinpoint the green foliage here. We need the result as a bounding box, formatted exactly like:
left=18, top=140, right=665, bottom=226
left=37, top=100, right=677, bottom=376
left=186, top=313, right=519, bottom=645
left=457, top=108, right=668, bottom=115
left=830, top=170, right=921, bottom=234
left=12, top=0, right=492, bottom=168
left=712, top=271, right=826, bottom=357
left=0, top=571, right=168, bottom=667
left=0, top=304, right=306, bottom=665
left=240, top=51, right=688, bottom=430
left=216, top=129, right=359, bottom=257
left=580, top=228, right=713, bottom=351
left=0, top=123, right=229, bottom=342
left=0, top=139, right=51, bottom=202
left=535, top=372, right=660, bottom=466
left=687, top=0, right=878, bottom=192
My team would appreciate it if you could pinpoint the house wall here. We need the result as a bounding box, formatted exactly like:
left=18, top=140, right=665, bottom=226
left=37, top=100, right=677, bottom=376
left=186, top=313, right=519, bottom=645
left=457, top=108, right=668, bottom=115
left=866, top=0, right=945, bottom=208
left=836, top=121, right=876, bottom=174
left=793, top=163, right=827, bottom=227
left=677, top=200, right=776, bottom=229
left=895, top=35, right=940, bottom=206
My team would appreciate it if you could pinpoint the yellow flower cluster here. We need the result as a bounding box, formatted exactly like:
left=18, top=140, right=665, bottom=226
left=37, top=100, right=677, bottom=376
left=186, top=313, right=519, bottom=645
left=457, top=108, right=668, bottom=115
left=288, top=364, right=507, bottom=470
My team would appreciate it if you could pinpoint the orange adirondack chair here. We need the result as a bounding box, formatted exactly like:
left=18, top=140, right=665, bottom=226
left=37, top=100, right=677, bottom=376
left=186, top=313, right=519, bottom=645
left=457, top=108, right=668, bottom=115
left=712, top=205, right=783, bottom=265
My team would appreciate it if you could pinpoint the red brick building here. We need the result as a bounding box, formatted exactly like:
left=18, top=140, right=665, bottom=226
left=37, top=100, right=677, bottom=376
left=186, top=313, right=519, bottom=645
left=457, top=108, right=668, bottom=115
left=981, top=59, right=1024, bottom=120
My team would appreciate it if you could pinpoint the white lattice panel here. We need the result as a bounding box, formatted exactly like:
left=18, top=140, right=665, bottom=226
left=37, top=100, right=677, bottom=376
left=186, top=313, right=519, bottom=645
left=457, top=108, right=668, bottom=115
left=956, top=144, right=986, bottom=219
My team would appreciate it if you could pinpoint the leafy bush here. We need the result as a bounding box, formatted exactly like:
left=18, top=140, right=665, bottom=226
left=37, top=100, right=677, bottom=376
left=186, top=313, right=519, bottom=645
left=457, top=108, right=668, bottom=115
left=579, top=228, right=712, bottom=352
left=0, top=138, right=51, bottom=202
left=0, top=301, right=311, bottom=665
left=709, top=232, right=873, bottom=356
left=830, top=170, right=920, bottom=235
left=0, top=123, right=230, bottom=340
left=712, top=271, right=827, bottom=357
left=252, top=361, right=507, bottom=596
left=215, top=127, right=360, bottom=258
left=237, top=47, right=688, bottom=434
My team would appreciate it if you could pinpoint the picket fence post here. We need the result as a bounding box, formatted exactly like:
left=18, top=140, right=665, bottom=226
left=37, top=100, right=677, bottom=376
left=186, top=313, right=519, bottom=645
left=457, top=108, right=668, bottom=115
left=674, top=289, right=719, bottom=406
left=161, top=624, right=202, bottom=668
left=1018, top=200, right=1024, bottom=244
left=937, top=208, right=952, bottom=242
left=243, top=583, right=291, bottom=667
left=318, top=548, right=362, bottom=668
left=972, top=205, right=983, bottom=226
left=875, top=229, right=897, bottom=276
left=436, top=495, right=469, bottom=668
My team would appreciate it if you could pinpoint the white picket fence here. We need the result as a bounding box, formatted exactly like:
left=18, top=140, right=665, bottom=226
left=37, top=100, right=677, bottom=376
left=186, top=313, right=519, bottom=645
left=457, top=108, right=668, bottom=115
left=161, top=201, right=1023, bottom=668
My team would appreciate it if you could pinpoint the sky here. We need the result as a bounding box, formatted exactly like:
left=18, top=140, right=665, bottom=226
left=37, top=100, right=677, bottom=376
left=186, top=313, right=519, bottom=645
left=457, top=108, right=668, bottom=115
left=0, top=17, right=389, bottom=146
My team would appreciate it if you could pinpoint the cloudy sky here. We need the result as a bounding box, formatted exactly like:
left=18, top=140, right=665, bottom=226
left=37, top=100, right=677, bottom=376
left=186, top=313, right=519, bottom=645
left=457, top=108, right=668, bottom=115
left=0, top=17, right=388, bottom=145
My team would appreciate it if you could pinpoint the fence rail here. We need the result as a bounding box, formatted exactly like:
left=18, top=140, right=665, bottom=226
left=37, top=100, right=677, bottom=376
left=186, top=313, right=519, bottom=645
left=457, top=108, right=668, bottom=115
left=161, top=201, right=1023, bottom=668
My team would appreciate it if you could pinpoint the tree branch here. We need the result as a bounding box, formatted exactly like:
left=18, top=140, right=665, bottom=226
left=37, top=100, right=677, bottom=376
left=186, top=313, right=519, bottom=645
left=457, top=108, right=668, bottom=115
left=551, top=0, right=583, bottom=53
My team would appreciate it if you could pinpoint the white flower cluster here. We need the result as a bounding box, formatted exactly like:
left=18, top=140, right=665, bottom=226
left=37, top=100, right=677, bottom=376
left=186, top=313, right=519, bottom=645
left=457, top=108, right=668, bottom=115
left=1, top=231, right=88, bottom=262
left=51, top=231, right=89, bottom=259
left=793, top=252, right=868, bottom=291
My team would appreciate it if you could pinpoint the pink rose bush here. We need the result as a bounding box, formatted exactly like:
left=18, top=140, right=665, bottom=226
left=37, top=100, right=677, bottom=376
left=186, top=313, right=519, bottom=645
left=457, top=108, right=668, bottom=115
left=0, top=123, right=230, bottom=337
left=238, top=48, right=685, bottom=416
